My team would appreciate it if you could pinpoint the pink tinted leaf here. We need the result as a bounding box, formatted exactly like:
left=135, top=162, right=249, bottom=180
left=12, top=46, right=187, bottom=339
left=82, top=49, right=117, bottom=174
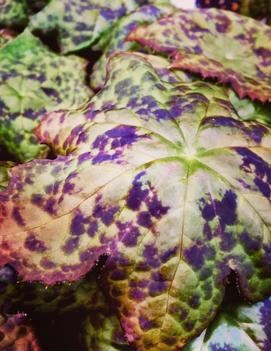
left=0, top=313, right=41, bottom=351
left=128, top=8, right=271, bottom=102
left=0, top=52, right=271, bottom=350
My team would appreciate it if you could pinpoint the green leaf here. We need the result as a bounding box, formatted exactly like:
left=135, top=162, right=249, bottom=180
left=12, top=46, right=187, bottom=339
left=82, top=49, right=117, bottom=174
left=29, top=0, right=151, bottom=54
left=0, top=162, right=14, bottom=191
left=83, top=311, right=129, bottom=351
left=229, top=90, right=271, bottom=126
left=184, top=296, right=271, bottom=351
left=0, top=52, right=270, bottom=350
left=0, top=313, right=41, bottom=351
left=0, top=30, right=91, bottom=162
left=0, top=0, right=29, bottom=27
left=91, top=4, right=173, bottom=90
left=128, top=8, right=271, bottom=102
left=0, top=264, right=128, bottom=350
left=0, top=268, right=107, bottom=315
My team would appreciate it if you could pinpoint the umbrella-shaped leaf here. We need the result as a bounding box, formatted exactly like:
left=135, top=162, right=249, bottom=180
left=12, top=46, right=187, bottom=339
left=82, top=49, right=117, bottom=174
left=128, top=8, right=271, bottom=102
left=184, top=296, right=271, bottom=351
left=0, top=30, right=91, bottom=162
left=29, top=0, right=153, bottom=54
left=0, top=52, right=271, bottom=350
left=0, top=313, right=41, bottom=351
left=90, top=4, right=173, bottom=90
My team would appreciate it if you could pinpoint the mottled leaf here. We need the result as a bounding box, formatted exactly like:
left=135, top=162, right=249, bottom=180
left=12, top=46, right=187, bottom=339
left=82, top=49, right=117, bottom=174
left=184, top=296, right=271, bottom=351
left=90, top=4, right=173, bottom=90
left=0, top=0, right=50, bottom=28
left=29, top=0, right=152, bottom=54
left=0, top=313, right=41, bottom=351
left=128, top=8, right=271, bottom=102
left=0, top=52, right=271, bottom=350
left=0, top=30, right=91, bottom=162
left=0, top=264, right=129, bottom=351
left=0, top=0, right=29, bottom=27
left=0, top=266, right=106, bottom=315
left=83, top=311, right=130, bottom=351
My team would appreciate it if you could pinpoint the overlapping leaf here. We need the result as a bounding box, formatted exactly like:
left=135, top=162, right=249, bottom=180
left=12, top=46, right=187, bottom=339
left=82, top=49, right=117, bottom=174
left=128, top=8, right=271, bottom=102
left=83, top=312, right=130, bottom=351
left=0, top=313, right=41, bottom=351
left=0, top=0, right=29, bottom=27
left=0, top=30, right=91, bottom=162
left=90, top=4, right=173, bottom=90
left=184, top=296, right=271, bottom=351
left=0, top=0, right=50, bottom=28
left=28, top=0, right=156, bottom=54
left=0, top=264, right=128, bottom=351
left=0, top=52, right=271, bottom=350
left=0, top=266, right=106, bottom=315
left=229, top=90, right=271, bottom=126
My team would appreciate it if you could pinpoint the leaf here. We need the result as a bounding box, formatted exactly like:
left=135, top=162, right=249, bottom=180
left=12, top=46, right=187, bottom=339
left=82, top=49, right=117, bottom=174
left=0, top=266, right=107, bottom=315
left=90, top=4, right=174, bottom=90
left=184, top=296, right=271, bottom=351
left=127, top=8, right=271, bottom=102
left=0, top=313, right=41, bottom=351
left=229, top=90, right=271, bottom=126
left=0, top=0, right=29, bottom=27
left=0, top=52, right=271, bottom=350
left=83, top=312, right=130, bottom=351
left=0, top=29, right=15, bottom=49
left=0, top=162, right=14, bottom=192
left=0, top=30, right=91, bottom=162
left=0, top=265, right=129, bottom=351
left=29, top=0, right=152, bottom=54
